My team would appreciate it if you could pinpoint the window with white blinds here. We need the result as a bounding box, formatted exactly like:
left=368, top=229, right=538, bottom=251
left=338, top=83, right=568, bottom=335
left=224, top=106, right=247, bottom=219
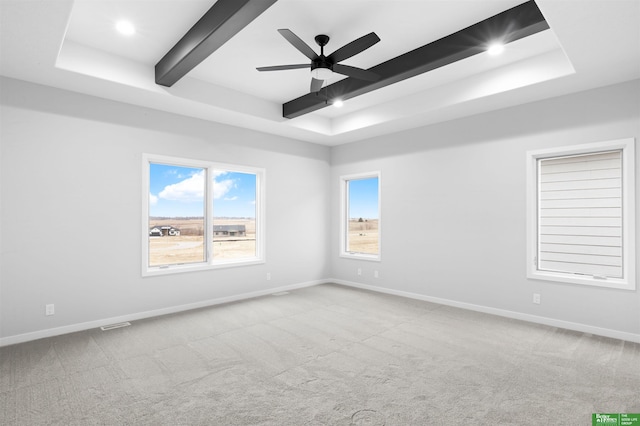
left=527, top=139, right=635, bottom=290
left=537, top=150, right=622, bottom=278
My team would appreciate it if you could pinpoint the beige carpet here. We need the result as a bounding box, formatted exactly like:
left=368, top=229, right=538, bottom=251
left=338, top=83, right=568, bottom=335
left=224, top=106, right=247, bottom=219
left=1, top=283, right=638, bottom=425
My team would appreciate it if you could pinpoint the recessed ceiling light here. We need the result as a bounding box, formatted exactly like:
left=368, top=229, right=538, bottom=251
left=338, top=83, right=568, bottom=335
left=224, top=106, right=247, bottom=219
left=487, top=42, right=505, bottom=56
left=333, top=99, right=344, bottom=108
left=115, top=20, right=136, bottom=36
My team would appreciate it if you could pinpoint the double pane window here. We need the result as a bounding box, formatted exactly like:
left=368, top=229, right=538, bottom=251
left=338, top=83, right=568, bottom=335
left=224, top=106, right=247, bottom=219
left=143, top=155, right=264, bottom=276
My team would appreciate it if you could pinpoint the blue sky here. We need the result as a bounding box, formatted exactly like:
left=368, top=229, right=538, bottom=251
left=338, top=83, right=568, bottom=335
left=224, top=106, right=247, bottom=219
left=348, top=177, right=379, bottom=219
left=149, top=164, right=256, bottom=218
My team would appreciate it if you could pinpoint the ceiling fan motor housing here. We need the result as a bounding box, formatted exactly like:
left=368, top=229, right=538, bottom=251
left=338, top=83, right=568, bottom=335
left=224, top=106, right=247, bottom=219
left=311, top=57, right=333, bottom=71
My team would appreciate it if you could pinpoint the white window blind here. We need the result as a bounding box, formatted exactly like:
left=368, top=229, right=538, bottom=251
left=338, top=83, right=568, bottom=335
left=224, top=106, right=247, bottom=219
left=537, top=150, right=623, bottom=278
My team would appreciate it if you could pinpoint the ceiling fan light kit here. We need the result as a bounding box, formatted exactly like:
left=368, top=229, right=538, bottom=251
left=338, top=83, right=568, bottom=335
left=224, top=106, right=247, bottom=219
left=311, top=67, right=333, bottom=81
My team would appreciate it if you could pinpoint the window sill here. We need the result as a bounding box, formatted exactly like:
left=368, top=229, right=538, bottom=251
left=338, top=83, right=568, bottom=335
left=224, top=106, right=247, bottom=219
left=340, top=252, right=381, bottom=262
left=143, top=258, right=265, bottom=277
left=527, top=270, right=635, bottom=291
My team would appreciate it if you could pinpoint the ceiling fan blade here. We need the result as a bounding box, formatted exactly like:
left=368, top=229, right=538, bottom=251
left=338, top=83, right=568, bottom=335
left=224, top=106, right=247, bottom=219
left=278, top=29, right=318, bottom=61
left=333, top=64, right=379, bottom=81
left=310, top=77, right=324, bottom=93
left=256, top=64, right=310, bottom=72
left=328, top=32, right=380, bottom=63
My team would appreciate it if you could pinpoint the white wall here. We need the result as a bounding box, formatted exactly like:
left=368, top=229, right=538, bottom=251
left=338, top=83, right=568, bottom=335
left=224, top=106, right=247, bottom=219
left=331, top=79, right=640, bottom=340
left=2, top=77, right=639, bottom=345
left=0, top=78, right=331, bottom=343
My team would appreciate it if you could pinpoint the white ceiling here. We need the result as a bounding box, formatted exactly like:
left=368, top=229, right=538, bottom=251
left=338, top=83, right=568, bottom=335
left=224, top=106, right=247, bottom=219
left=1, top=0, right=639, bottom=146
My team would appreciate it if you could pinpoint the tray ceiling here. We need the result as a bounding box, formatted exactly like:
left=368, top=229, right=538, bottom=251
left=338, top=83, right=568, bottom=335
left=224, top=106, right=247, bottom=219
left=1, top=0, right=639, bottom=145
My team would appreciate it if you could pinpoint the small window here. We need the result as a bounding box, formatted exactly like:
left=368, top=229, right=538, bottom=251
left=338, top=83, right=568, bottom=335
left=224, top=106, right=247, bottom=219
left=526, top=139, right=635, bottom=290
left=143, top=154, right=264, bottom=276
left=340, top=172, right=380, bottom=260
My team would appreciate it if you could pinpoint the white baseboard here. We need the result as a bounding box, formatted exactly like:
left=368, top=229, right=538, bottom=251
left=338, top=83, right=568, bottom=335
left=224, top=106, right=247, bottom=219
left=331, top=279, right=640, bottom=344
left=3, top=278, right=638, bottom=347
left=0, top=280, right=323, bottom=347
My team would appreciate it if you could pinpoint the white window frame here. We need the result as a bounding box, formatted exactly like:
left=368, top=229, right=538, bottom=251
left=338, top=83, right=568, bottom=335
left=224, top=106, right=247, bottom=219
left=526, top=138, right=635, bottom=290
left=142, top=154, right=265, bottom=277
left=340, top=171, right=381, bottom=261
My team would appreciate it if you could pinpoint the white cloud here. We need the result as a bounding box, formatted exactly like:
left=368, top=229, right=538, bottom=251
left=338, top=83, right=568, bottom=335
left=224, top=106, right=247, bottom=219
left=214, top=178, right=233, bottom=199
left=224, top=196, right=238, bottom=201
left=159, top=170, right=205, bottom=202
left=157, top=170, right=235, bottom=203
left=149, top=193, right=158, bottom=206
left=213, top=171, right=233, bottom=199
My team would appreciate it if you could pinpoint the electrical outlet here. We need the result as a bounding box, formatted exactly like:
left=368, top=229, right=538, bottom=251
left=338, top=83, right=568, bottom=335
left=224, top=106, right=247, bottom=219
left=357, top=268, right=362, bottom=276
left=266, top=272, right=271, bottom=281
left=374, top=270, right=379, bottom=278
left=45, top=304, right=55, bottom=316
left=533, top=293, right=541, bottom=304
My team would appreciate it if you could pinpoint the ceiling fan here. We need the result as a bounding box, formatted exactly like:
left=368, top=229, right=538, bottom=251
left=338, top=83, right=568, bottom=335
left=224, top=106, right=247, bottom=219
left=257, top=29, right=381, bottom=93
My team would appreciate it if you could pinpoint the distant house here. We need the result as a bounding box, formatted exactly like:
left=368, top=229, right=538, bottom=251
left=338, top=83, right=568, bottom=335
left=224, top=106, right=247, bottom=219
left=149, top=226, right=180, bottom=237
left=213, top=225, right=246, bottom=237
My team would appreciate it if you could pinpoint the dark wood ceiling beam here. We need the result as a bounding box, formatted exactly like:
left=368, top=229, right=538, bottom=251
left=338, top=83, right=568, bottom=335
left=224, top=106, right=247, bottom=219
left=155, top=0, right=277, bottom=87
left=283, top=0, right=549, bottom=119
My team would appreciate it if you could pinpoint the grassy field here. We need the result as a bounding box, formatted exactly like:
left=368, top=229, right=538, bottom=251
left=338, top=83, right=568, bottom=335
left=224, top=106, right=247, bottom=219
left=348, top=219, right=379, bottom=254
left=148, top=218, right=379, bottom=266
left=149, top=218, right=256, bottom=266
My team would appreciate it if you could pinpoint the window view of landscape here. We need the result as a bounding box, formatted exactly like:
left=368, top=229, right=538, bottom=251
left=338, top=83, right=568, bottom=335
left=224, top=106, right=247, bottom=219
left=347, top=176, right=379, bottom=255
left=212, top=171, right=257, bottom=260
left=148, top=164, right=257, bottom=267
